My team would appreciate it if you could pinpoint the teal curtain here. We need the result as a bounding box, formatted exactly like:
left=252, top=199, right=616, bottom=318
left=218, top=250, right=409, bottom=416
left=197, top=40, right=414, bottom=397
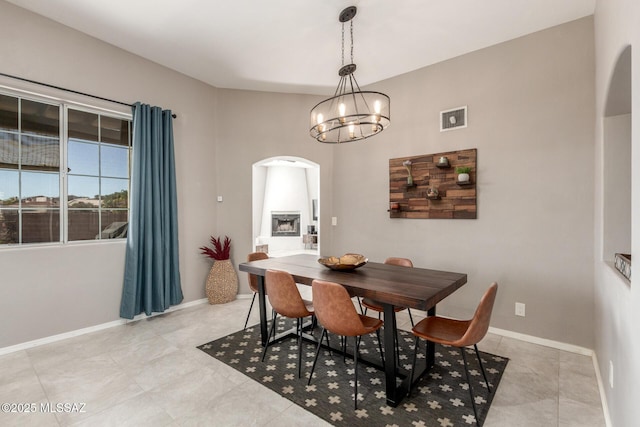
left=120, top=102, right=183, bottom=319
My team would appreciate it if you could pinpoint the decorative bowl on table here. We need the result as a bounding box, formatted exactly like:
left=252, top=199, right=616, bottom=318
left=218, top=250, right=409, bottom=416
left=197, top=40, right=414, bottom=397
left=318, top=253, right=368, bottom=271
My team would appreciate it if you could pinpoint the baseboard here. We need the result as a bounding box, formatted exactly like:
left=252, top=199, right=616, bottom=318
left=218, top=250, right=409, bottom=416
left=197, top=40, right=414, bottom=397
left=122, top=298, right=208, bottom=323
left=488, top=326, right=593, bottom=356
left=0, top=298, right=208, bottom=356
left=591, top=353, right=613, bottom=427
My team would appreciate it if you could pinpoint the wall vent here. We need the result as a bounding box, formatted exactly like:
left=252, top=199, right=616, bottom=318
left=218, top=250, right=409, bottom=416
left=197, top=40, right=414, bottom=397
left=440, top=106, right=467, bottom=132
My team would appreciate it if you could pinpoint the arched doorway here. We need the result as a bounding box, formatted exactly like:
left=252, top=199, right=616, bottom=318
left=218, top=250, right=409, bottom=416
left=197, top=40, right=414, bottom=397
left=252, top=156, right=320, bottom=257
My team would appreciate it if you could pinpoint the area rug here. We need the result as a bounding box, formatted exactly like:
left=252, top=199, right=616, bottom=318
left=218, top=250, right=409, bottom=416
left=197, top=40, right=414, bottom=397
left=198, top=318, right=508, bottom=426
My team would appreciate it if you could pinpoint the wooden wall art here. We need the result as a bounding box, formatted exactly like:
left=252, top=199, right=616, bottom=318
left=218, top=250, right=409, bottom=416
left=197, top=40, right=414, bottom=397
left=389, top=148, right=477, bottom=219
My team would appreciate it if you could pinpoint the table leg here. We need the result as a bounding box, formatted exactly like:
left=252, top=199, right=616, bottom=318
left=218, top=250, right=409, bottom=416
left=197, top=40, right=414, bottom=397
left=426, top=306, right=436, bottom=368
left=383, top=303, right=399, bottom=406
left=257, top=275, right=268, bottom=346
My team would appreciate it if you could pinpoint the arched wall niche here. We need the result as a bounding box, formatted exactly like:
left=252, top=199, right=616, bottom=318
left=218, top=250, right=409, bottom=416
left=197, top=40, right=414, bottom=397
left=603, top=45, right=632, bottom=271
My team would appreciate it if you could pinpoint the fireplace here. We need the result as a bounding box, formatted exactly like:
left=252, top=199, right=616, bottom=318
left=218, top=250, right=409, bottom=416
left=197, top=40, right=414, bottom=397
left=271, top=212, right=301, bottom=236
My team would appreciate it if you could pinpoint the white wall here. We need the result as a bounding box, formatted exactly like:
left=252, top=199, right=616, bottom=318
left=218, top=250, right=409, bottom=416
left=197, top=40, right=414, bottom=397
left=259, top=166, right=311, bottom=253
left=0, top=1, right=219, bottom=347
left=593, top=0, right=640, bottom=425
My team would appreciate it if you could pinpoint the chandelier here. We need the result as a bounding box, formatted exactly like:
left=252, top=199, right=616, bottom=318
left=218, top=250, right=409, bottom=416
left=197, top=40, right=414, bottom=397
left=309, top=6, right=390, bottom=143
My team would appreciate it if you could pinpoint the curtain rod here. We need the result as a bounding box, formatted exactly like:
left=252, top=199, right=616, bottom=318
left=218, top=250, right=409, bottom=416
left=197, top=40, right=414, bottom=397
left=0, top=72, right=177, bottom=118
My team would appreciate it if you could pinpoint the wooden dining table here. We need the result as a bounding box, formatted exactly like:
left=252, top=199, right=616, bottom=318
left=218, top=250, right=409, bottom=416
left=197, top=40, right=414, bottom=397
left=238, top=253, right=467, bottom=407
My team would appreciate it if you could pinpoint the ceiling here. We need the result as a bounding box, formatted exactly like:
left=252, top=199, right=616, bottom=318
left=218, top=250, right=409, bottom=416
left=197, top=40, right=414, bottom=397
left=7, top=0, right=595, bottom=95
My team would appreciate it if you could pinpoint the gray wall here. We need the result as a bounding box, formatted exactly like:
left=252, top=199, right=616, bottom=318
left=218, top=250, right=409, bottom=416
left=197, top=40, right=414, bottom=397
left=0, top=0, right=601, bottom=369
left=217, top=18, right=594, bottom=348
left=327, top=17, right=596, bottom=348
left=215, top=20, right=597, bottom=352
left=214, top=88, right=333, bottom=272
left=0, top=1, right=219, bottom=347
left=2, top=1, right=636, bottom=422
left=593, top=0, right=640, bottom=426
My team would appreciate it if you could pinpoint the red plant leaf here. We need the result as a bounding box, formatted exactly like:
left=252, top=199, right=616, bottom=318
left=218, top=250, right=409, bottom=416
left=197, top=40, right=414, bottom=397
left=200, top=235, right=231, bottom=260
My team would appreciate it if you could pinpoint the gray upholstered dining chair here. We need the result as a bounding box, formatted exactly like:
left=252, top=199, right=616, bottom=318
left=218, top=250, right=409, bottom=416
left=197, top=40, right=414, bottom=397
left=409, top=282, right=498, bottom=425
left=243, top=251, right=269, bottom=330
left=308, top=279, right=384, bottom=409
left=261, top=269, right=314, bottom=378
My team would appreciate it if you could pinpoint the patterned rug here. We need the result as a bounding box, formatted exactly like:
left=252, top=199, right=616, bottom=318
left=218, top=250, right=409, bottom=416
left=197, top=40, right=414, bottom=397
left=198, top=317, right=508, bottom=426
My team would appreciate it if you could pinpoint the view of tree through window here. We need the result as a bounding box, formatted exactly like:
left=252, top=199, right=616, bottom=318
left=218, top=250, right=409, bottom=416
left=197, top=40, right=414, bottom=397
left=0, top=92, right=131, bottom=245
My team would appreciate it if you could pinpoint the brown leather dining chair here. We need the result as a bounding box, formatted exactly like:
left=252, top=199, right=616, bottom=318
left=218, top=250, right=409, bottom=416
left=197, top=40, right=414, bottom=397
left=261, top=269, right=314, bottom=378
left=243, top=251, right=269, bottom=330
left=409, top=282, right=498, bottom=426
left=361, top=257, right=415, bottom=326
left=308, top=279, right=384, bottom=409
left=361, top=257, right=415, bottom=364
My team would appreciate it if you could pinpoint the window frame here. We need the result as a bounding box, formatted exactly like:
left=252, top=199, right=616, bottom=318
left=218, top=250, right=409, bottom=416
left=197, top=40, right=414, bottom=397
left=0, top=86, right=132, bottom=247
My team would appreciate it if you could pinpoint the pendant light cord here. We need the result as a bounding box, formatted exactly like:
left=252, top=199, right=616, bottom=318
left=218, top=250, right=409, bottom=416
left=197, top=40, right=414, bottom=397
left=350, top=19, right=354, bottom=64
left=341, top=20, right=355, bottom=67
left=341, top=22, right=345, bottom=67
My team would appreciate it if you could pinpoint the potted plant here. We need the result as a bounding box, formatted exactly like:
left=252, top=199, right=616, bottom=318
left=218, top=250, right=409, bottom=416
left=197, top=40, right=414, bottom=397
left=455, top=166, right=472, bottom=183
left=200, top=235, right=238, bottom=304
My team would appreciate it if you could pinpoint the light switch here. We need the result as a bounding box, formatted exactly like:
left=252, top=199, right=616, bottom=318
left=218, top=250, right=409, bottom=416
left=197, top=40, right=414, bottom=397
left=217, top=196, right=223, bottom=202
left=331, top=217, right=337, bottom=226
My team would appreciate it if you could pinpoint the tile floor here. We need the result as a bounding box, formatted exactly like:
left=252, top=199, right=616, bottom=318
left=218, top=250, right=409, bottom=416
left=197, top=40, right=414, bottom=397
left=0, top=297, right=606, bottom=426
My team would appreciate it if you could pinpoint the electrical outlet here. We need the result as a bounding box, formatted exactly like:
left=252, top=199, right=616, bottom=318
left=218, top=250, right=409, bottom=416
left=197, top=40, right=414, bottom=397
left=515, top=302, right=526, bottom=317
left=609, top=360, right=614, bottom=388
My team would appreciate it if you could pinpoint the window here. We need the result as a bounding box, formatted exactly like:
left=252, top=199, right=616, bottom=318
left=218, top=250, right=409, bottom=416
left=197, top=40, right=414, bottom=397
left=0, top=91, right=131, bottom=245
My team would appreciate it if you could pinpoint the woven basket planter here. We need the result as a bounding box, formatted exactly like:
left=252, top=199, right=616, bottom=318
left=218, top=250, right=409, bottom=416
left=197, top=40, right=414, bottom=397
left=205, top=259, right=238, bottom=304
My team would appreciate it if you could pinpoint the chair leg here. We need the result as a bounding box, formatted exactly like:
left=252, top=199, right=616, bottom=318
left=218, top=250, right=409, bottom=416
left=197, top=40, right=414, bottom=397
left=461, top=347, right=480, bottom=426
left=407, top=308, right=415, bottom=327
left=375, top=329, right=385, bottom=365
left=325, top=329, right=333, bottom=357
left=308, top=328, right=327, bottom=385
left=394, top=327, right=400, bottom=367
left=261, top=312, right=277, bottom=362
left=342, top=336, right=347, bottom=363
left=353, top=336, right=359, bottom=410
left=297, top=318, right=303, bottom=378
left=474, top=344, right=492, bottom=393
left=408, top=336, right=420, bottom=397
left=243, top=292, right=257, bottom=330
left=357, top=297, right=364, bottom=314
